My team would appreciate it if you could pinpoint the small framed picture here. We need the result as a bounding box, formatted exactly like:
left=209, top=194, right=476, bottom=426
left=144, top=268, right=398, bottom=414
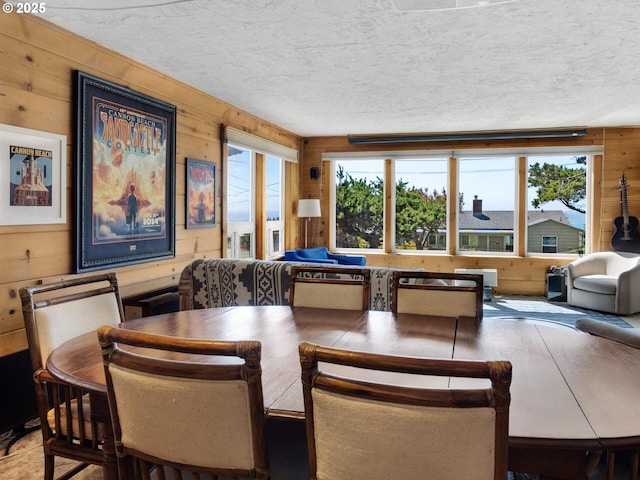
left=186, top=158, right=216, bottom=228
left=0, top=124, right=67, bottom=225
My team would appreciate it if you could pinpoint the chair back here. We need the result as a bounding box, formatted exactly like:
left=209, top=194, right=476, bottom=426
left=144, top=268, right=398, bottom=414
left=21, top=272, right=125, bottom=370
left=98, top=326, right=270, bottom=480
left=391, top=270, right=483, bottom=320
left=19, top=272, right=125, bottom=478
left=299, top=342, right=511, bottom=480
left=289, top=266, right=370, bottom=310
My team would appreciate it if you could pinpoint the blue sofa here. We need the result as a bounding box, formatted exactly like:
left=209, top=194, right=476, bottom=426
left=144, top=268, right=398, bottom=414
left=283, top=246, right=366, bottom=266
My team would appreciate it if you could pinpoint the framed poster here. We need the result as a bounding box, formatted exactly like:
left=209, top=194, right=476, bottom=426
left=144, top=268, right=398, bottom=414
left=0, top=124, right=67, bottom=225
left=186, top=158, right=216, bottom=228
left=75, top=71, right=176, bottom=272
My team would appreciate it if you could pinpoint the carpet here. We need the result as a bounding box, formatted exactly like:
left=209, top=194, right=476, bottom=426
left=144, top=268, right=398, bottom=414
left=0, top=428, right=102, bottom=480
left=0, top=418, right=308, bottom=480
left=483, top=298, right=632, bottom=328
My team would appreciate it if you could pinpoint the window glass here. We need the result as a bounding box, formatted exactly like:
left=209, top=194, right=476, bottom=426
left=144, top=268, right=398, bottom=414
left=395, top=159, right=448, bottom=251
left=527, top=155, right=587, bottom=255
left=226, top=144, right=254, bottom=258
left=227, top=145, right=252, bottom=223
left=458, top=156, right=516, bottom=253
left=330, top=150, right=592, bottom=256
left=542, top=236, right=558, bottom=253
left=266, top=155, right=284, bottom=257
left=334, top=160, right=384, bottom=250
left=238, top=233, right=252, bottom=258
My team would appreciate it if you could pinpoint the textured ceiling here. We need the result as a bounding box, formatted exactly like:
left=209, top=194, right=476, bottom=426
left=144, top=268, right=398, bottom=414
left=33, top=0, right=640, bottom=137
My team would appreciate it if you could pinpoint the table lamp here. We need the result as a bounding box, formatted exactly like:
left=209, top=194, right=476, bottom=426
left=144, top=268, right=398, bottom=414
left=297, top=199, right=321, bottom=248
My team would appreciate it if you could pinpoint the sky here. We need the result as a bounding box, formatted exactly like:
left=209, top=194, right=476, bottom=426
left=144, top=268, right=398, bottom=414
left=337, top=154, right=586, bottom=214
left=226, top=147, right=588, bottom=228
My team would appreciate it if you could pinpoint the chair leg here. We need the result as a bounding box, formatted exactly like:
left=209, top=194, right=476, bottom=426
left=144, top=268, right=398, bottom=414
left=631, top=449, right=639, bottom=480
left=606, top=450, right=616, bottom=480
left=44, top=452, right=55, bottom=480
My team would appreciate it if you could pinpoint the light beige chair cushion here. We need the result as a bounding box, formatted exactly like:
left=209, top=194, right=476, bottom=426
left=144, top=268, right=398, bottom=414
left=36, top=293, right=122, bottom=365
left=573, top=275, right=617, bottom=295
left=293, top=283, right=365, bottom=310
left=395, top=288, right=477, bottom=317
left=46, top=394, right=103, bottom=439
left=109, top=364, right=255, bottom=470
left=312, top=388, right=496, bottom=480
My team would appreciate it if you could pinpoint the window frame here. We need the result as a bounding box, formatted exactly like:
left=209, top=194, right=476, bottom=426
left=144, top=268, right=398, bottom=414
left=525, top=154, right=590, bottom=257
left=265, top=154, right=285, bottom=259
left=542, top=235, right=558, bottom=254
left=226, top=143, right=256, bottom=259
left=457, top=155, right=516, bottom=256
left=326, top=146, right=599, bottom=258
left=223, top=127, right=298, bottom=260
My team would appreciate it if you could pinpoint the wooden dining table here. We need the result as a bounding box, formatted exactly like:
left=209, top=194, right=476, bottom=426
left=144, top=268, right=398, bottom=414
left=46, top=305, right=640, bottom=480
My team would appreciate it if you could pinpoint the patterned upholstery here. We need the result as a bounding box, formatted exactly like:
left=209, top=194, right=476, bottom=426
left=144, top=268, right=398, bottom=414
left=179, top=258, right=396, bottom=311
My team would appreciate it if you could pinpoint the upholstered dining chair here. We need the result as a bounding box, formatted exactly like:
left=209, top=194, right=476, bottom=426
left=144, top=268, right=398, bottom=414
left=289, top=265, right=370, bottom=310
left=19, top=272, right=125, bottom=480
left=298, top=341, right=512, bottom=480
left=391, top=270, right=484, bottom=320
left=97, top=326, right=270, bottom=480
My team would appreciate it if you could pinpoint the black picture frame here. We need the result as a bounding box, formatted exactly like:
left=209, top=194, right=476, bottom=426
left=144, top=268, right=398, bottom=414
left=74, top=71, right=176, bottom=272
left=186, top=158, right=216, bottom=229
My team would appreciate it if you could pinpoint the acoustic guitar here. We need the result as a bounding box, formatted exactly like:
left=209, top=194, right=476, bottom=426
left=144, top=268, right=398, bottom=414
left=611, top=174, right=640, bottom=253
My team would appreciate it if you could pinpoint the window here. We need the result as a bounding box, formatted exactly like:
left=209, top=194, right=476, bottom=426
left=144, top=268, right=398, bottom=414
left=542, top=236, right=558, bottom=253
left=334, top=159, right=384, bottom=250
left=527, top=155, right=587, bottom=255
left=458, top=156, right=516, bottom=254
left=226, top=145, right=254, bottom=258
left=224, top=126, right=298, bottom=260
left=395, top=159, right=448, bottom=251
left=265, top=155, right=284, bottom=257
left=329, top=148, right=595, bottom=257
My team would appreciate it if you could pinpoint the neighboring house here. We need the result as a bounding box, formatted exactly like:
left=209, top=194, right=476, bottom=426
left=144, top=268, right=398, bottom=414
left=526, top=214, right=585, bottom=254
left=458, top=210, right=515, bottom=252
left=454, top=203, right=583, bottom=253
left=424, top=196, right=584, bottom=253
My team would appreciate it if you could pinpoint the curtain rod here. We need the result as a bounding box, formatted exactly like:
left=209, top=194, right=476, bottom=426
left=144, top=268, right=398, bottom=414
left=348, top=129, right=588, bottom=144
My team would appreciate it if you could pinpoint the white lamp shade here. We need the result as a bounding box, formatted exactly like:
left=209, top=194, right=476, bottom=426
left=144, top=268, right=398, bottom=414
left=298, top=199, right=321, bottom=218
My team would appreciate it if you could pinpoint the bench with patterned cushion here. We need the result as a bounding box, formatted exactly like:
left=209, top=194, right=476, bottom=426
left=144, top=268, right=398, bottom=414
left=178, top=258, right=396, bottom=311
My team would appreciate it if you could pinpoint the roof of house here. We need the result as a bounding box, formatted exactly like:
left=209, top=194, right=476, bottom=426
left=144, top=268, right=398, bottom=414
left=458, top=210, right=580, bottom=232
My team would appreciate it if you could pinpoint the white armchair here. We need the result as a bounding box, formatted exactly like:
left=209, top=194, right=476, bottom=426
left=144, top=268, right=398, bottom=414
left=566, top=251, right=640, bottom=315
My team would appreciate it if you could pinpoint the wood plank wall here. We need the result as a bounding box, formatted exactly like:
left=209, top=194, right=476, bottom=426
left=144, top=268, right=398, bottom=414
left=0, top=11, right=300, bottom=357
left=301, top=129, right=640, bottom=295
left=2, top=8, right=640, bottom=359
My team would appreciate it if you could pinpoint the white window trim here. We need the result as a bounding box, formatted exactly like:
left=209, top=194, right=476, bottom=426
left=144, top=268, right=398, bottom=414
left=225, top=128, right=294, bottom=260
left=322, top=145, right=603, bottom=161
left=225, top=126, right=298, bottom=163
left=329, top=147, right=598, bottom=257
left=265, top=155, right=285, bottom=258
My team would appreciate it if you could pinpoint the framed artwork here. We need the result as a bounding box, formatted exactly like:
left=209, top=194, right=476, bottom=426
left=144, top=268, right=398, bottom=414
left=186, top=158, right=216, bottom=228
left=0, top=124, right=67, bottom=225
left=75, top=71, right=176, bottom=272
